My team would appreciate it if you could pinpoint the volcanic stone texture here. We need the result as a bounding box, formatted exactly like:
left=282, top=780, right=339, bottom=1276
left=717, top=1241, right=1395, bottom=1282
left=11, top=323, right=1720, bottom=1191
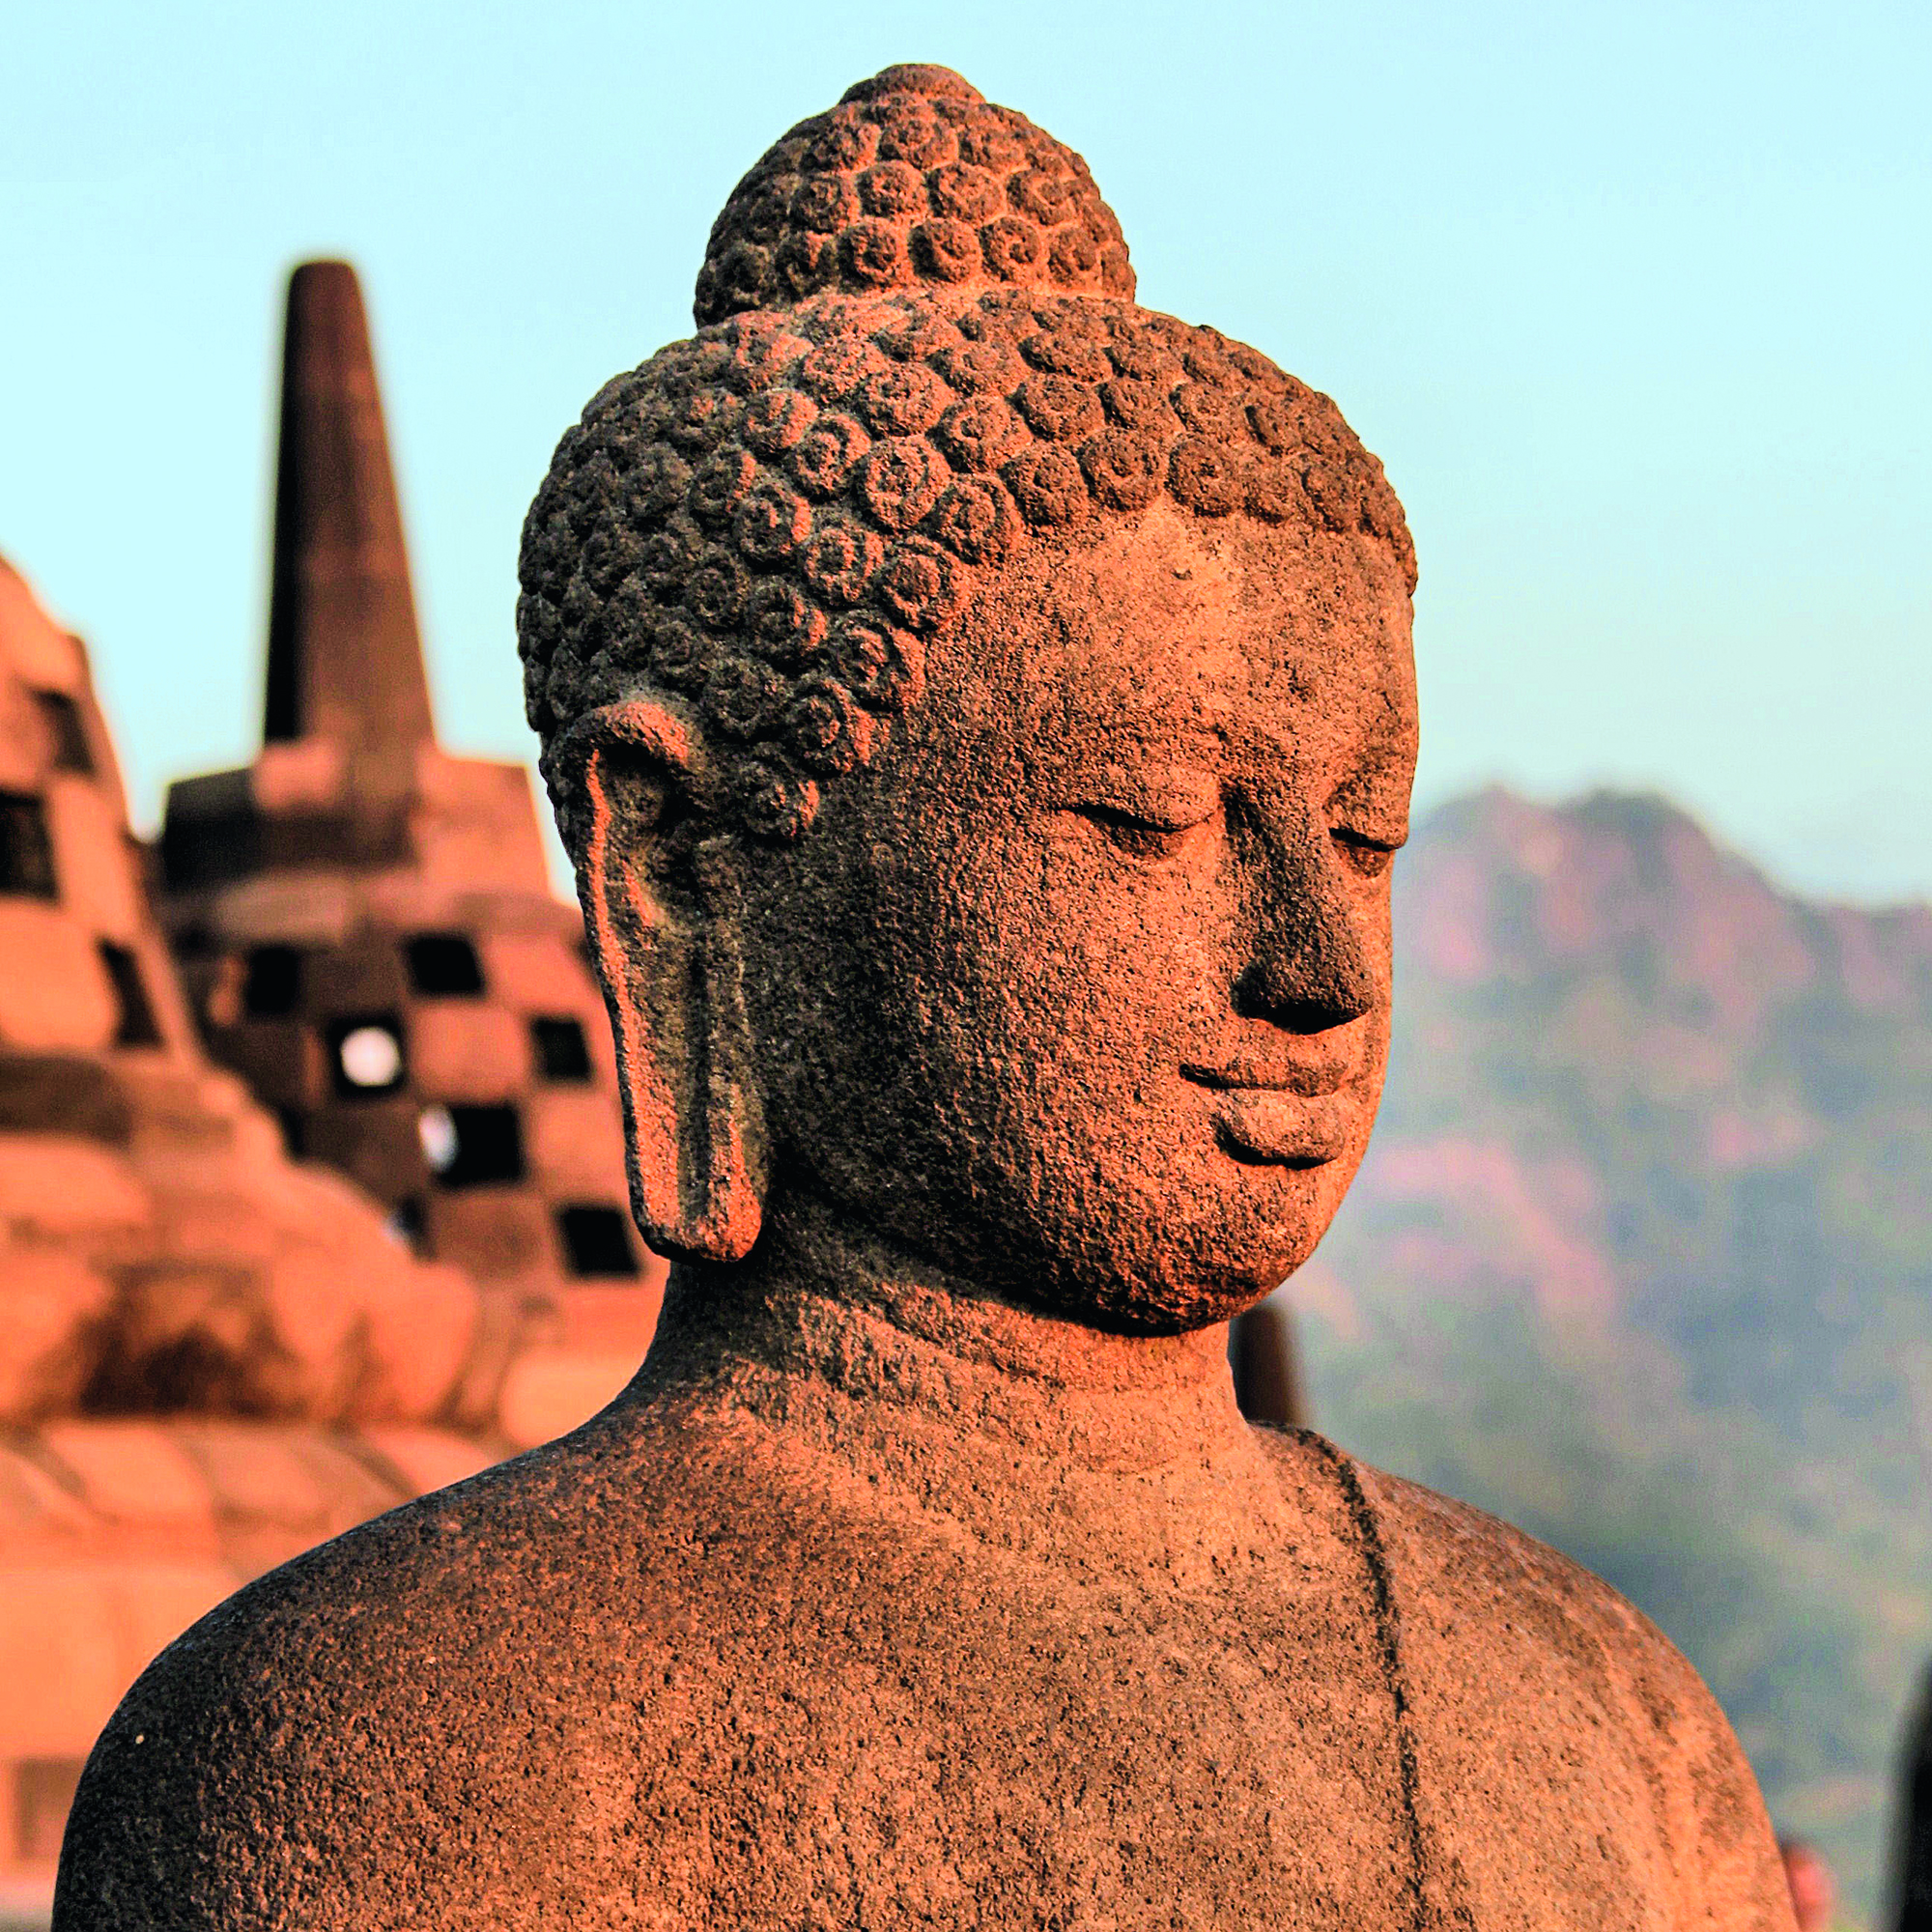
left=158, top=262, right=665, bottom=1432
left=694, top=63, right=1133, bottom=327
left=518, top=287, right=1412, bottom=852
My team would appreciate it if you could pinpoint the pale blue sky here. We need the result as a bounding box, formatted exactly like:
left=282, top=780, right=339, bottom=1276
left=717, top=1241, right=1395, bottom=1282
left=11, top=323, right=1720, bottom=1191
left=6, top=0, right=1927, bottom=898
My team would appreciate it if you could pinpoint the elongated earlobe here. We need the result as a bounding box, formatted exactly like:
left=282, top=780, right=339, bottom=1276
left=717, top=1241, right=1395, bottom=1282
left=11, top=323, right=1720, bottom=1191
left=569, top=698, right=768, bottom=1262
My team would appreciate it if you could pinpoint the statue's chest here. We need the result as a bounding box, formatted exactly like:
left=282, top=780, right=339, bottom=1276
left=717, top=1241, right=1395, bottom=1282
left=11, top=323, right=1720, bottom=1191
left=600, top=1528, right=1432, bottom=1927
left=442, top=1486, right=1676, bottom=1929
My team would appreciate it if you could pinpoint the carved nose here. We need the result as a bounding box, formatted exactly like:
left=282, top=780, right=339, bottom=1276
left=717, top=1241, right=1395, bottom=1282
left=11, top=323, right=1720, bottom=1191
left=1234, top=827, right=1378, bottom=1034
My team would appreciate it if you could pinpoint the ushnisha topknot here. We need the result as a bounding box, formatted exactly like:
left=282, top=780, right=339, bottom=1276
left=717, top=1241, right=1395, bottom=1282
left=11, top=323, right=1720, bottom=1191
left=695, top=65, right=1134, bottom=325
left=519, top=66, right=1415, bottom=847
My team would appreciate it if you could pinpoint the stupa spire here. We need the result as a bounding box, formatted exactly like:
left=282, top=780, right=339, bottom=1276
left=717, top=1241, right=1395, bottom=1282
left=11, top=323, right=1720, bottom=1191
left=262, top=260, right=434, bottom=776
left=158, top=254, right=661, bottom=1430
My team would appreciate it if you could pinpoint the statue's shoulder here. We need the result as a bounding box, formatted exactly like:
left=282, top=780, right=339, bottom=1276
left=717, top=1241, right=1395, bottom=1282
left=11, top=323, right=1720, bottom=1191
left=103, top=1397, right=711, bottom=1683
left=1347, top=1453, right=1714, bottom=1700
left=53, top=1401, right=741, bottom=1929
left=1248, top=1430, right=1692, bottom=1687
left=1268, top=1437, right=1787, bottom=1921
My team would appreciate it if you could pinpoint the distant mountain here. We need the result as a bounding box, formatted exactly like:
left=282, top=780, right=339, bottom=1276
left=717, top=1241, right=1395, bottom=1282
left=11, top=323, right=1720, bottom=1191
left=1301, top=786, right=1932, bottom=1922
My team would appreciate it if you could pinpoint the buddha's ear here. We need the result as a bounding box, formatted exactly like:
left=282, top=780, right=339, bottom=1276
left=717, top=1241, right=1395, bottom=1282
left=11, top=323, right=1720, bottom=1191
left=562, top=697, right=767, bottom=1263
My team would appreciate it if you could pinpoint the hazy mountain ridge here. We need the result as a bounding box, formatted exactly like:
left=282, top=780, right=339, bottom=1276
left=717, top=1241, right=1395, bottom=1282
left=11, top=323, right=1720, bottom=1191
left=1302, top=785, right=1932, bottom=1919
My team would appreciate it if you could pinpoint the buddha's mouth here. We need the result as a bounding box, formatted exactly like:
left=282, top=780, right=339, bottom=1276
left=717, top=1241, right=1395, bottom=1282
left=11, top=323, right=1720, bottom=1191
left=1191, top=1084, right=1355, bottom=1169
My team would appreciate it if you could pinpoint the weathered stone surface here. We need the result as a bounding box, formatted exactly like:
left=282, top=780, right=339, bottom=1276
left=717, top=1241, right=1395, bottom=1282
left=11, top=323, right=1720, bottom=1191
left=55, top=68, right=1791, bottom=1929
left=58, top=1302, right=1789, bottom=1926
left=0, top=908, right=122, bottom=1053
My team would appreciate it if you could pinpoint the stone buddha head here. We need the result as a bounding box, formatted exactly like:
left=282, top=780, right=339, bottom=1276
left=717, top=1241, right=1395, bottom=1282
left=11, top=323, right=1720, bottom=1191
left=517, top=64, right=1418, bottom=1340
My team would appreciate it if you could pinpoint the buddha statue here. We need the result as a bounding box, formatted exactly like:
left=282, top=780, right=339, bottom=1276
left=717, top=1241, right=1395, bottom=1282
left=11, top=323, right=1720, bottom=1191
left=56, top=66, right=1793, bottom=1929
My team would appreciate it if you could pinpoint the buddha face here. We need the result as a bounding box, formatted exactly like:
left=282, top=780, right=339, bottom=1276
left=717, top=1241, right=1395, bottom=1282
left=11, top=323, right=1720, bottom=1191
left=737, top=498, right=1417, bottom=1333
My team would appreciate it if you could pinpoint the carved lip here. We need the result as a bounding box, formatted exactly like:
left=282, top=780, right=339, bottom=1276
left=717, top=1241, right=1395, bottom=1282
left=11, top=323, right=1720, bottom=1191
left=1199, top=1088, right=1353, bottom=1169
left=1178, top=1056, right=1353, bottom=1099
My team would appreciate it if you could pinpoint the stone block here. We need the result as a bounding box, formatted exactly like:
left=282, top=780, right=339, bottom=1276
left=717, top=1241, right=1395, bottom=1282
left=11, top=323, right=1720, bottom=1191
left=0, top=1556, right=237, bottom=1762
left=355, top=1427, right=497, bottom=1498
left=426, top=1187, right=551, bottom=1289
left=43, top=778, right=142, bottom=943
left=0, top=905, right=115, bottom=1051
left=0, top=1135, right=148, bottom=1240
left=0, top=1055, right=130, bottom=1142
left=79, top=1262, right=294, bottom=1417
left=521, top=1087, right=630, bottom=1196
left=410, top=753, right=552, bottom=895
left=260, top=1242, right=476, bottom=1424
left=477, top=931, right=598, bottom=1015
left=0, top=1569, right=131, bottom=1757
left=275, top=1431, right=419, bottom=1534
left=0, top=1246, right=113, bottom=1419
left=0, top=680, right=46, bottom=794
left=207, top=1019, right=319, bottom=1110
left=497, top=1348, right=639, bottom=1450
left=303, top=1100, right=424, bottom=1202
left=252, top=738, right=346, bottom=814
left=407, top=1001, right=526, bottom=1103
left=204, top=868, right=355, bottom=950
left=130, top=1170, right=274, bottom=1262
left=10, top=1749, right=85, bottom=1875
left=307, top=935, right=407, bottom=1014
left=536, top=1279, right=665, bottom=1358
left=169, top=1423, right=336, bottom=1537
left=0, top=1440, right=93, bottom=1549
left=33, top=1423, right=213, bottom=1536
left=0, top=563, right=84, bottom=692
left=178, top=1424, right=415, bottom=1553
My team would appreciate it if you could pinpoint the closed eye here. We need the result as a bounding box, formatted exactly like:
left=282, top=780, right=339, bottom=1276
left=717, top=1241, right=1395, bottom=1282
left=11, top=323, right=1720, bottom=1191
left=1074, top=800, right=1220, bottom=862
left=1331, top=827, right=1400, bottom=879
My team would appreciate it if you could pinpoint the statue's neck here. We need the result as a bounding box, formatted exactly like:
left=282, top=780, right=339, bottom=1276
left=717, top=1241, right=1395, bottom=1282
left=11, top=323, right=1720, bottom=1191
left=627, top=1200, right=1282, bottom=1565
